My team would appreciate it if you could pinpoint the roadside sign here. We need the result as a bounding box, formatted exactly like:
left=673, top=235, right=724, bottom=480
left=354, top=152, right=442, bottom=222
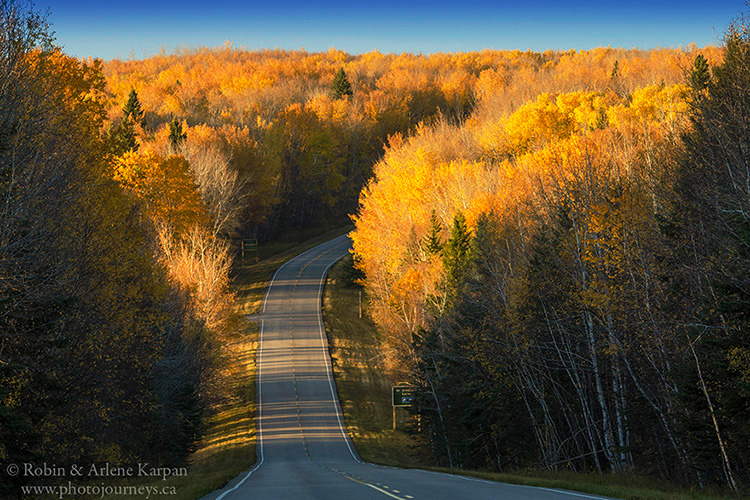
left=242, top=239, right=258, bottom=251
left=241, top=239, right=258, bottom=265
left=392, top=386, right=416, bottom=407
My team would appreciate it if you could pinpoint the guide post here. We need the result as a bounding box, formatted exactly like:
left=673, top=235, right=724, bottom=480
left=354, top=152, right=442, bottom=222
left=391, top=385, right=416, bottom=430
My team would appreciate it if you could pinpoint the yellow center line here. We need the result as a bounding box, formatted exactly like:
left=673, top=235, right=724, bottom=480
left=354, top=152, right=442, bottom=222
left=278, top=242, right=414, bottom=499
left=287, top=245, right=336, bottom=462
left=335, top=471, right=410, bottom=500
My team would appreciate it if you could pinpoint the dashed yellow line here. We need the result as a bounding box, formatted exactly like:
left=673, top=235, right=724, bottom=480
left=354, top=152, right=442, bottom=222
left=278, top=244, right=414, bottom=499
left=287, top=247, right=336, bottom=462
left=327, top=467, right=413, bottom=500
left=328, top=468, right=410, bottom=500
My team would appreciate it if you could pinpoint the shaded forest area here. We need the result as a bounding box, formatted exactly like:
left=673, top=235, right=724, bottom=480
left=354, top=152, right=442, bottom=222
left=351, top=15, right=748, bottom=494
left=0, top=0, right=742, bottom=496
left=1, top=3, right=241, bottom=496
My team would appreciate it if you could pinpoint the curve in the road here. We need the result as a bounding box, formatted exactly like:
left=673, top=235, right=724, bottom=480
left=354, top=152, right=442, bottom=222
left=203, top=235, right=619, bottom=500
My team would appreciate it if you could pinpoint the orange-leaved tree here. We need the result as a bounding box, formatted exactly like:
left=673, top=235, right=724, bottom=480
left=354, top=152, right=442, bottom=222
left=113, top=150, right=208, bottom=234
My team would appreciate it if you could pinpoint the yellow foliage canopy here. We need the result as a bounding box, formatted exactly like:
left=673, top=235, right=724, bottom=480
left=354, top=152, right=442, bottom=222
left=352, top=81, right=692, bottom=344
left=113, top=150, right=208, bottom=234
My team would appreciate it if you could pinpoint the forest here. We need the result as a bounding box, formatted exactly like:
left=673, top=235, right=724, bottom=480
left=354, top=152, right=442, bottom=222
left=351, top=16, right=747, bottom=493
left=0, top=0, right=746, bottom=495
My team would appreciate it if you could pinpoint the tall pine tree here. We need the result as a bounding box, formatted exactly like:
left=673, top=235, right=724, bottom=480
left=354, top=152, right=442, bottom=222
left=424, top=210, right=444, bottom=256
left=168, top=118, right=187, bottom=151
left=690, top=54, right=711, bottom=92
left=329, top=67, right=353, bottom=100
left=123, top=89, right=146, bottom=127
left=442, top=211, right=473, bottom=301
left=111, top=90, right=146, bottom=154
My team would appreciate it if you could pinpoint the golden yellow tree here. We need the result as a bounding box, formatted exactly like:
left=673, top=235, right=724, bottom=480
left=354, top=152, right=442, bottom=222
left=113, top=150, right=207, bottom=234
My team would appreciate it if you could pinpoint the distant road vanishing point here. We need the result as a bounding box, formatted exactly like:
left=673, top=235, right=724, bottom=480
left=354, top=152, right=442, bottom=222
left=202, top=235, right=618, bottom=500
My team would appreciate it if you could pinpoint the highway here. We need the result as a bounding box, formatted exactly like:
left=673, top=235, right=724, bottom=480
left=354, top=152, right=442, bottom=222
left=202, top=235, right=617, bottom=500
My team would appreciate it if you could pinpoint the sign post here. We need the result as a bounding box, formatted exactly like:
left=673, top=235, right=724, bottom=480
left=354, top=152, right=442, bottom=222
left=391, top=385, right=416, bottom=431
left=241, top=239, right=258, bottom=266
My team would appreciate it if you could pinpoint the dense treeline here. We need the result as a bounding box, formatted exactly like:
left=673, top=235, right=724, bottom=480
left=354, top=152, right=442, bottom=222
left=0, top=3, right=239, bottom=496
left=0, top=0, right=736, bottom=495
left=351, top=18, right=747, bottom=492
left=101, top=41, right=719, bottom=238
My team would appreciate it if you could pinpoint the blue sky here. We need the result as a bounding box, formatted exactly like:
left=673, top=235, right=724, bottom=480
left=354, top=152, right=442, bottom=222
left=42, top=1, right=743, bottom=60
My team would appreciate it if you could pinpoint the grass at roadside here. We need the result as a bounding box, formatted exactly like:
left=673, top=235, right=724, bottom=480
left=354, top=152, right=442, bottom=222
left=422, top=467, right=740, bottom=500
left=323, top=256, right=744, bottom=500
left=100, top=226, right=351, bottom=500
left=174, top=225, right=352, bottom=496
left=324, top=254, right=427, bottom=467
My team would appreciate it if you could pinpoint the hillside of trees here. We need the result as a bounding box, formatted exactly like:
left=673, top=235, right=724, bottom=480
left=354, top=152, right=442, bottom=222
left=100, top=41, right=720, bottom=239
left=1, top=0, right=743, bottom=495
left=351, top=17, right=747, bottom=492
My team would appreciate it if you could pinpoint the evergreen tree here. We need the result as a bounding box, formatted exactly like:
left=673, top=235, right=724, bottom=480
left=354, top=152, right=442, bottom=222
left=610, top=59, right=620, bottom=79
left=442, top=211, right=472, bottom=298
left=690, top=54, right=711, bottom=92
left=123, top=89, right=146, bottom=127
left=469, top=212, right=493, bottom=266
left=609, top=60, right=623, bottom=95
left=110, top=90, right=146, bottom=154
left=329, top=67, right=353, bottom=100
left=168, top=118, right=187, bottom=151
left=423, top=210, right=444, bottom=256
left=109, top=119, right=138, bottom=154
left=671, top=18, right=750, bottom=490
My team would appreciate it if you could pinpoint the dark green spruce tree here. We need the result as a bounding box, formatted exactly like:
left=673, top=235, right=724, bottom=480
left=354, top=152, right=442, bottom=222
left=123, top=88, right=146, bottom=127
left=423, top=210, right=444, bottom=256
left=609, top=59, right=624, bottom=95
left=168, top=118, right=187, bottom=151
left=442, top=211, right=473, bottom=298
left=329, top=67, right=353, bottom=100
left=689, top=54, right=711, bottom=92
left=110, top=89, right=146, bottom=154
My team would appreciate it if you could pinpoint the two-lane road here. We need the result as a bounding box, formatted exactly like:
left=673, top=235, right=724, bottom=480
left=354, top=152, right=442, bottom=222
left=203, top=235, right=617, bottom=500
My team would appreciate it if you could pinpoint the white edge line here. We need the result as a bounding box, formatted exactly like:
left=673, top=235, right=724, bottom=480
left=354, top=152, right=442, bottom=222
left=308, top=240, right=608, bottom=500
left=505, top=483, right=612, bottom=500
left=215, top=316, right=265, bottom=500
left=216, top=240, right=340, bottom=500
left=262, top=238, right=339, bottom=313
left=529, top=488, right=613, bottom=500
left=273, top=236, right=610, bottom=500
left=315, top=245, right=362, bottom=464
left=412, top=469, right=613, bottom=499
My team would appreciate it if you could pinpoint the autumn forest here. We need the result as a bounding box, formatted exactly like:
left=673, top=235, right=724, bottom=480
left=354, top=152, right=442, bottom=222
left=1, top=0, right=749, bottom=496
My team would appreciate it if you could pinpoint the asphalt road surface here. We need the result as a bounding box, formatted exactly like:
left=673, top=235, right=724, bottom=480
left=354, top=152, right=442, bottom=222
left=202, top=235, right=618, bottom=500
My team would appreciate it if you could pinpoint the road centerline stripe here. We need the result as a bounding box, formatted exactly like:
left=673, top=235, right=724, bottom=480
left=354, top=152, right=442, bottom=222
left=337, top=472, right=409, bottom=500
